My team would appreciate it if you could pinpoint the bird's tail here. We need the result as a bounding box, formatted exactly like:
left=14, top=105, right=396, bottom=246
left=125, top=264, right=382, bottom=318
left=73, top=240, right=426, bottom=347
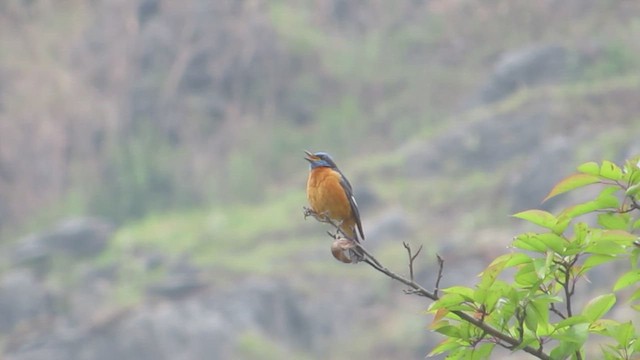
left=348, top=247, right=365, bottom=263
left=340, top=225, right=366, bottom=263
left=340, top=224, right=359, bottom=242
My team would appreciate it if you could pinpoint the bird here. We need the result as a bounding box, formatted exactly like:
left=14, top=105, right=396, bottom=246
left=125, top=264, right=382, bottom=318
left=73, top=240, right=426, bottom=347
left=304, top=150, right=365, bottom=263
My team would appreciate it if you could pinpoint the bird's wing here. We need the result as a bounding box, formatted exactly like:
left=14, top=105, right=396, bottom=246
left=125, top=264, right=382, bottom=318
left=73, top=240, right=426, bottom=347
left=338, top=171, right=365, bottom=241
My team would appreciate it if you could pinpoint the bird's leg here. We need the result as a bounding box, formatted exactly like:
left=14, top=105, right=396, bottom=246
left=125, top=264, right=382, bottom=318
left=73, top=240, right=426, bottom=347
left=305, top=209, right=352, bottom=241
left=303, top=207, right=333, bottom=223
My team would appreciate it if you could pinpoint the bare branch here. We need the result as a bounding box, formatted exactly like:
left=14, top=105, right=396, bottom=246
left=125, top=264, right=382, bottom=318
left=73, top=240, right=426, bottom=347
left=403, top=242, right=422, bottom=282
left=303, top=208, right=552, bottom=360
left=434, top=254, right=444, bottom=297
left=559, top=256, right=582, bottom=360
left=549, top=303, right=566, bottom=320
left=403, top=288, right=428, bottom=297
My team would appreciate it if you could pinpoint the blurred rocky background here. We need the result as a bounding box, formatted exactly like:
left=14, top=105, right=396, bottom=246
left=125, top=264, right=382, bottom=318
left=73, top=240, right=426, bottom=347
left=1, top=0, right=639, bottom=359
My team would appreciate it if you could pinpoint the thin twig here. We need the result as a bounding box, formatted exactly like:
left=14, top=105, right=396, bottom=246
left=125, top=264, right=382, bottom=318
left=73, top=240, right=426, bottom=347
left=403, top=288, right=428, bottom=297
left=356, top=244, right=383, bottom=268
left=560, top=256, right=582, bottom=360
left=630, top=196, right=640, bottom=210
left=549, top=303, right=566, bottom=320
left=540, top=284, right=566, bottom=320
left=403, top=242, right=423, bottom=282
left=435, top=254, right=444, bottom=297
left=515, top=305, right=526, bottom=344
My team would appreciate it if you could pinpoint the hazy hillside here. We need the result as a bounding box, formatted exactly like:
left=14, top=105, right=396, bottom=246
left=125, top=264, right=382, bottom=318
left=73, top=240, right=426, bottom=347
left=1, top=0, right=639, bottom=359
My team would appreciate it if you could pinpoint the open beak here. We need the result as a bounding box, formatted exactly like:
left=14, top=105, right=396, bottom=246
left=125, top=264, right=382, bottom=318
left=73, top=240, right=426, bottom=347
left=304, top=150, right=318, bottom=163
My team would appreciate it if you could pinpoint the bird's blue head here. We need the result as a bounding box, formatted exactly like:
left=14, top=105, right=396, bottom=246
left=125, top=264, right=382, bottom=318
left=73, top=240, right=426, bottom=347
left=304, top=150, right=338, bottom=169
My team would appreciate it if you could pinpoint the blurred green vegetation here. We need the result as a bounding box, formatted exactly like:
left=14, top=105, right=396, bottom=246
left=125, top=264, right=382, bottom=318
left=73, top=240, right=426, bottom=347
left=90, top=124, right=197, bottom=222
left=236, top=330, right=310, bottom=360
left=2, top=2, right=638, bottom=291
left=106, top=191, right=303, bottom=254
left=1, top=1, right=640, bottom=359
left=3, top=1, right=640, bottom=238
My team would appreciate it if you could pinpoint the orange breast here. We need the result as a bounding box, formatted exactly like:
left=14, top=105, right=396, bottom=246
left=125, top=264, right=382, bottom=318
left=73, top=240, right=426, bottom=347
left=306, top=167, right=353, bottom=223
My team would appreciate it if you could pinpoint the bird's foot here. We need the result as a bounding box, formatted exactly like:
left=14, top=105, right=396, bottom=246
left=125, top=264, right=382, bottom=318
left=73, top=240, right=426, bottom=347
left=303, top=207, right=332, bottom=223
left=303, top=206, right=315, bottom=219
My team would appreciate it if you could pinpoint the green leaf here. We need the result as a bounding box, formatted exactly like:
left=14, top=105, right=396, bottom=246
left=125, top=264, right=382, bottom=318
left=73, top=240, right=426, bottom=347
left=626, top=183, right=640, bottom=197
left=555, top=315, right=589, bottom=330
left=488, top=253, right=531, bottom=268
left=471, top=342, right=495, bottom=360
left=626, top=165, right=640, bottom=185
left=577, top=161, right=600, bottom=175
left=589, top=318, right=621, bottom=335
left=603, top=348, right=623, bottom=360
left=443, top=346, right=468, bottom=360
left=544, top=173, right=601, bottom=202
left=582, top=229, right=633, bottom=256
left=457, top=322, right=475, bottom=342
left=551, top=215, right=571, bottom=235
left=536, top=321, right=554, bottom=337
left=598, top=213, right=630, bottom=230
left=600, top=160, right=623, bottom=181
left=482, top=281, right=514, bottom=312
left=559, top=193, right=619, bottom=220
left=534, top=293, right=563, bottom=303
left=432, top=324, right=462, bottom=338
left=585, top=240, right=626, bottom=256
left=634, top=334, right=640, bottom=353
left=473, top=288, right=489, bottom=307
left=632, top=247, right=640, bottom=268
left=441, top=286, right=475, bottom=300
left=512, top=210, right=558, bottom=229
left=536, top=233, right=567, bottom=254
left=429, top=293, right=467, bottom=311
left=512, top=233, right=547, bottom=253
left=550, top=324, right=588, bottom=358
left=580, top=254, right=617, bottom=273
left=595, top=185, right=622, bottom=207
left=600, top=229, right=637, bottom=243
left=559, top=201, right=602, bottom=219
left=630, top=288, right=640, bottom=302
left=510, top=336, right=539, bottom=351
left=610, top=321, right=635, bottom=346
left=613, top=270, right=640, bottom=291
left=550, top=343, right=582, bottom=360
left=429, top=294, right=465, bottom=312
left=532, top=257, right=552, bottom=280
left=505, top=253, right=532, bottom=268
left=478, top=260, right=506, bottom=290
left=524, top=306, right=539, bottom=333
left=570, top=222, right=590, bottom=246
left=527, top=298, right=549, bottom=332
left=582, top=293, right=616, bottom=322
left=427, top=338, right=461, bottom=357
left=552, top=323, right=589, bottom=342
left=514, top=263, right=540, bottom=287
